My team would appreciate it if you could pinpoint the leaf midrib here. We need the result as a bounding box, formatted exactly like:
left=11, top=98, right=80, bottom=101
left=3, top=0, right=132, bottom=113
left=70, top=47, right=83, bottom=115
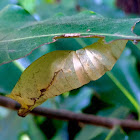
left=0, top=32, right=139, bottom=43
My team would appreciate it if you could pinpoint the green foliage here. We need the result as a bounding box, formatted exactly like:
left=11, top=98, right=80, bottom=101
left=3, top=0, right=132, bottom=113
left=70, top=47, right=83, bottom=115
left=0, top=62, right=22, bottom=94
left=76, top=107, right=129, bottom=140
left=0, top=111, right=46, bottom=140
left=18, top=0, right=36, bottom=14
left=0, top=4, right=140, bottom=65
left=91, top=47, right=140, bottom=112
left=0, top=0, right=140, bottom=140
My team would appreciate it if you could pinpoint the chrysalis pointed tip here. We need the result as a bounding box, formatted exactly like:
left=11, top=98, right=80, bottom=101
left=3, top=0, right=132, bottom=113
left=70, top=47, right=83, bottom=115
left=18, top=107, right=31, bottom=117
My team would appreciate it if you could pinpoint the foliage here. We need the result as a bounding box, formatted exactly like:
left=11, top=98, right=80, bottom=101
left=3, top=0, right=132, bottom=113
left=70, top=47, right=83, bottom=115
left=0, top=0, right=140, bottom=140
left=0, top=5, right=139, bottom=65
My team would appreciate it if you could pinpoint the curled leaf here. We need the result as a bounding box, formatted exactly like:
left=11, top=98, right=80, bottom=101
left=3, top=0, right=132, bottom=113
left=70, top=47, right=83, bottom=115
left=7, top=38, right=127, bottom=116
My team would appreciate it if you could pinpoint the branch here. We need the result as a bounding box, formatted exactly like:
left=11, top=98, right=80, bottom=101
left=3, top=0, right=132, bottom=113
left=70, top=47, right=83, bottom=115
left=0, top=95, right=140, bottom=130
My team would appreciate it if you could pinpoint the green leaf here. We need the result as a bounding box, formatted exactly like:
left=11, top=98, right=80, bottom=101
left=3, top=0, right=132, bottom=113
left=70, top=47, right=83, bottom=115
left=75, top=125, right=109, bottom=140
left=0, top=62, right=22, bottom=94
left=0, top=5, right=140, bottom=65
left=79, top=0, right=126, bottom=18
left=35, top=0, right=78, bottom=20
left=91, top=47, right=140, bottom=112
left=129, top=131, right=140, bottom=140
left=0, top=111, right=46, bottom=140
left=134, top=22, right=140, bottom=36
left=98, top=106, right=130, bottom=119
left=0, top=0, right=16, bottom=10
left=26, top=116, right=46, bottom=140
left=109, top=47, right=140, bottom=110
left=18, top=0, right=36, bottom=14
left=105, top=127, right=127, bottom=140
left=75, top=107, right=129, bottom=140
left=0, top=111, right=26, bottom=140
left=58, top=87, right=93, bottom=111
left=51, top=38, right=99, bottom=51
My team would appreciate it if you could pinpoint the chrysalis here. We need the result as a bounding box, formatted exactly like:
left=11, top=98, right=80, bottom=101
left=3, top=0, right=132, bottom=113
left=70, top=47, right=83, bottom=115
left=7, top=38, right=127, bottom=117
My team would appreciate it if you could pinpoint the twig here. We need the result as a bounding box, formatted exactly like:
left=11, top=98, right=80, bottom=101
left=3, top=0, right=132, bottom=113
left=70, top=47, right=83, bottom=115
left=0, top=95, right=140, bottom=130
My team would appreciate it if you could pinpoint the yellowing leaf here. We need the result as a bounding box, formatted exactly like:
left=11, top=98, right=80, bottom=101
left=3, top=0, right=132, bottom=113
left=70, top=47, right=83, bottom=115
left=7, top=38, right=127, bottom=117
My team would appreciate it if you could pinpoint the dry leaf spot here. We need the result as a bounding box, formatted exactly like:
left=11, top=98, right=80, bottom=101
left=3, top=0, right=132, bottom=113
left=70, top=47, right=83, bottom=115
left=86, top=29, right=90, bottom=32
left=40, top=89, right=46, bottom=93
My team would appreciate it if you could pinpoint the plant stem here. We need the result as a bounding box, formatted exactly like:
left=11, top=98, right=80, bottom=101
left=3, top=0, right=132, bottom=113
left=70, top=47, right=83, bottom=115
left=1, top=95, right=140, bottom=130
left=74, top=38, right=87, bottom=48
left=105, top=126, right=118, bottom=140
left=12, top=60, right=25, bottom=72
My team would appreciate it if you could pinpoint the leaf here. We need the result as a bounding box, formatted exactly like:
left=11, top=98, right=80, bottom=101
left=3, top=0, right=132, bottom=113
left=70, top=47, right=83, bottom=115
left=76, top=126, right=127, bottom=140
left=129, top=131, right=140, bottom=140
left=0, top=5, right=140, bottom=65
left=18, top=0, right=36, bottom=14
left=105, top=126, right=127, bottom=140
left=75, top=125, right=109, bottom=140
left=0, top=111, right=25, bottom=140
left=26, top=116, right=46, bottom=140
left=35, top=0, right=78, bottom=20
left=75, top=106, right=129, bottom=140
left=0, top=111, right=46, bottom=140
left=91, top=47, right=140, bottom=112
left=0, top=62, right=22, bottom=94
left=58, top=87, right=93, bottom=111
left=0, top=0, right=16, bottom=10
left=79, top=0, right=128, bottom=18
left=7, top=38, right=127, bottom=116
